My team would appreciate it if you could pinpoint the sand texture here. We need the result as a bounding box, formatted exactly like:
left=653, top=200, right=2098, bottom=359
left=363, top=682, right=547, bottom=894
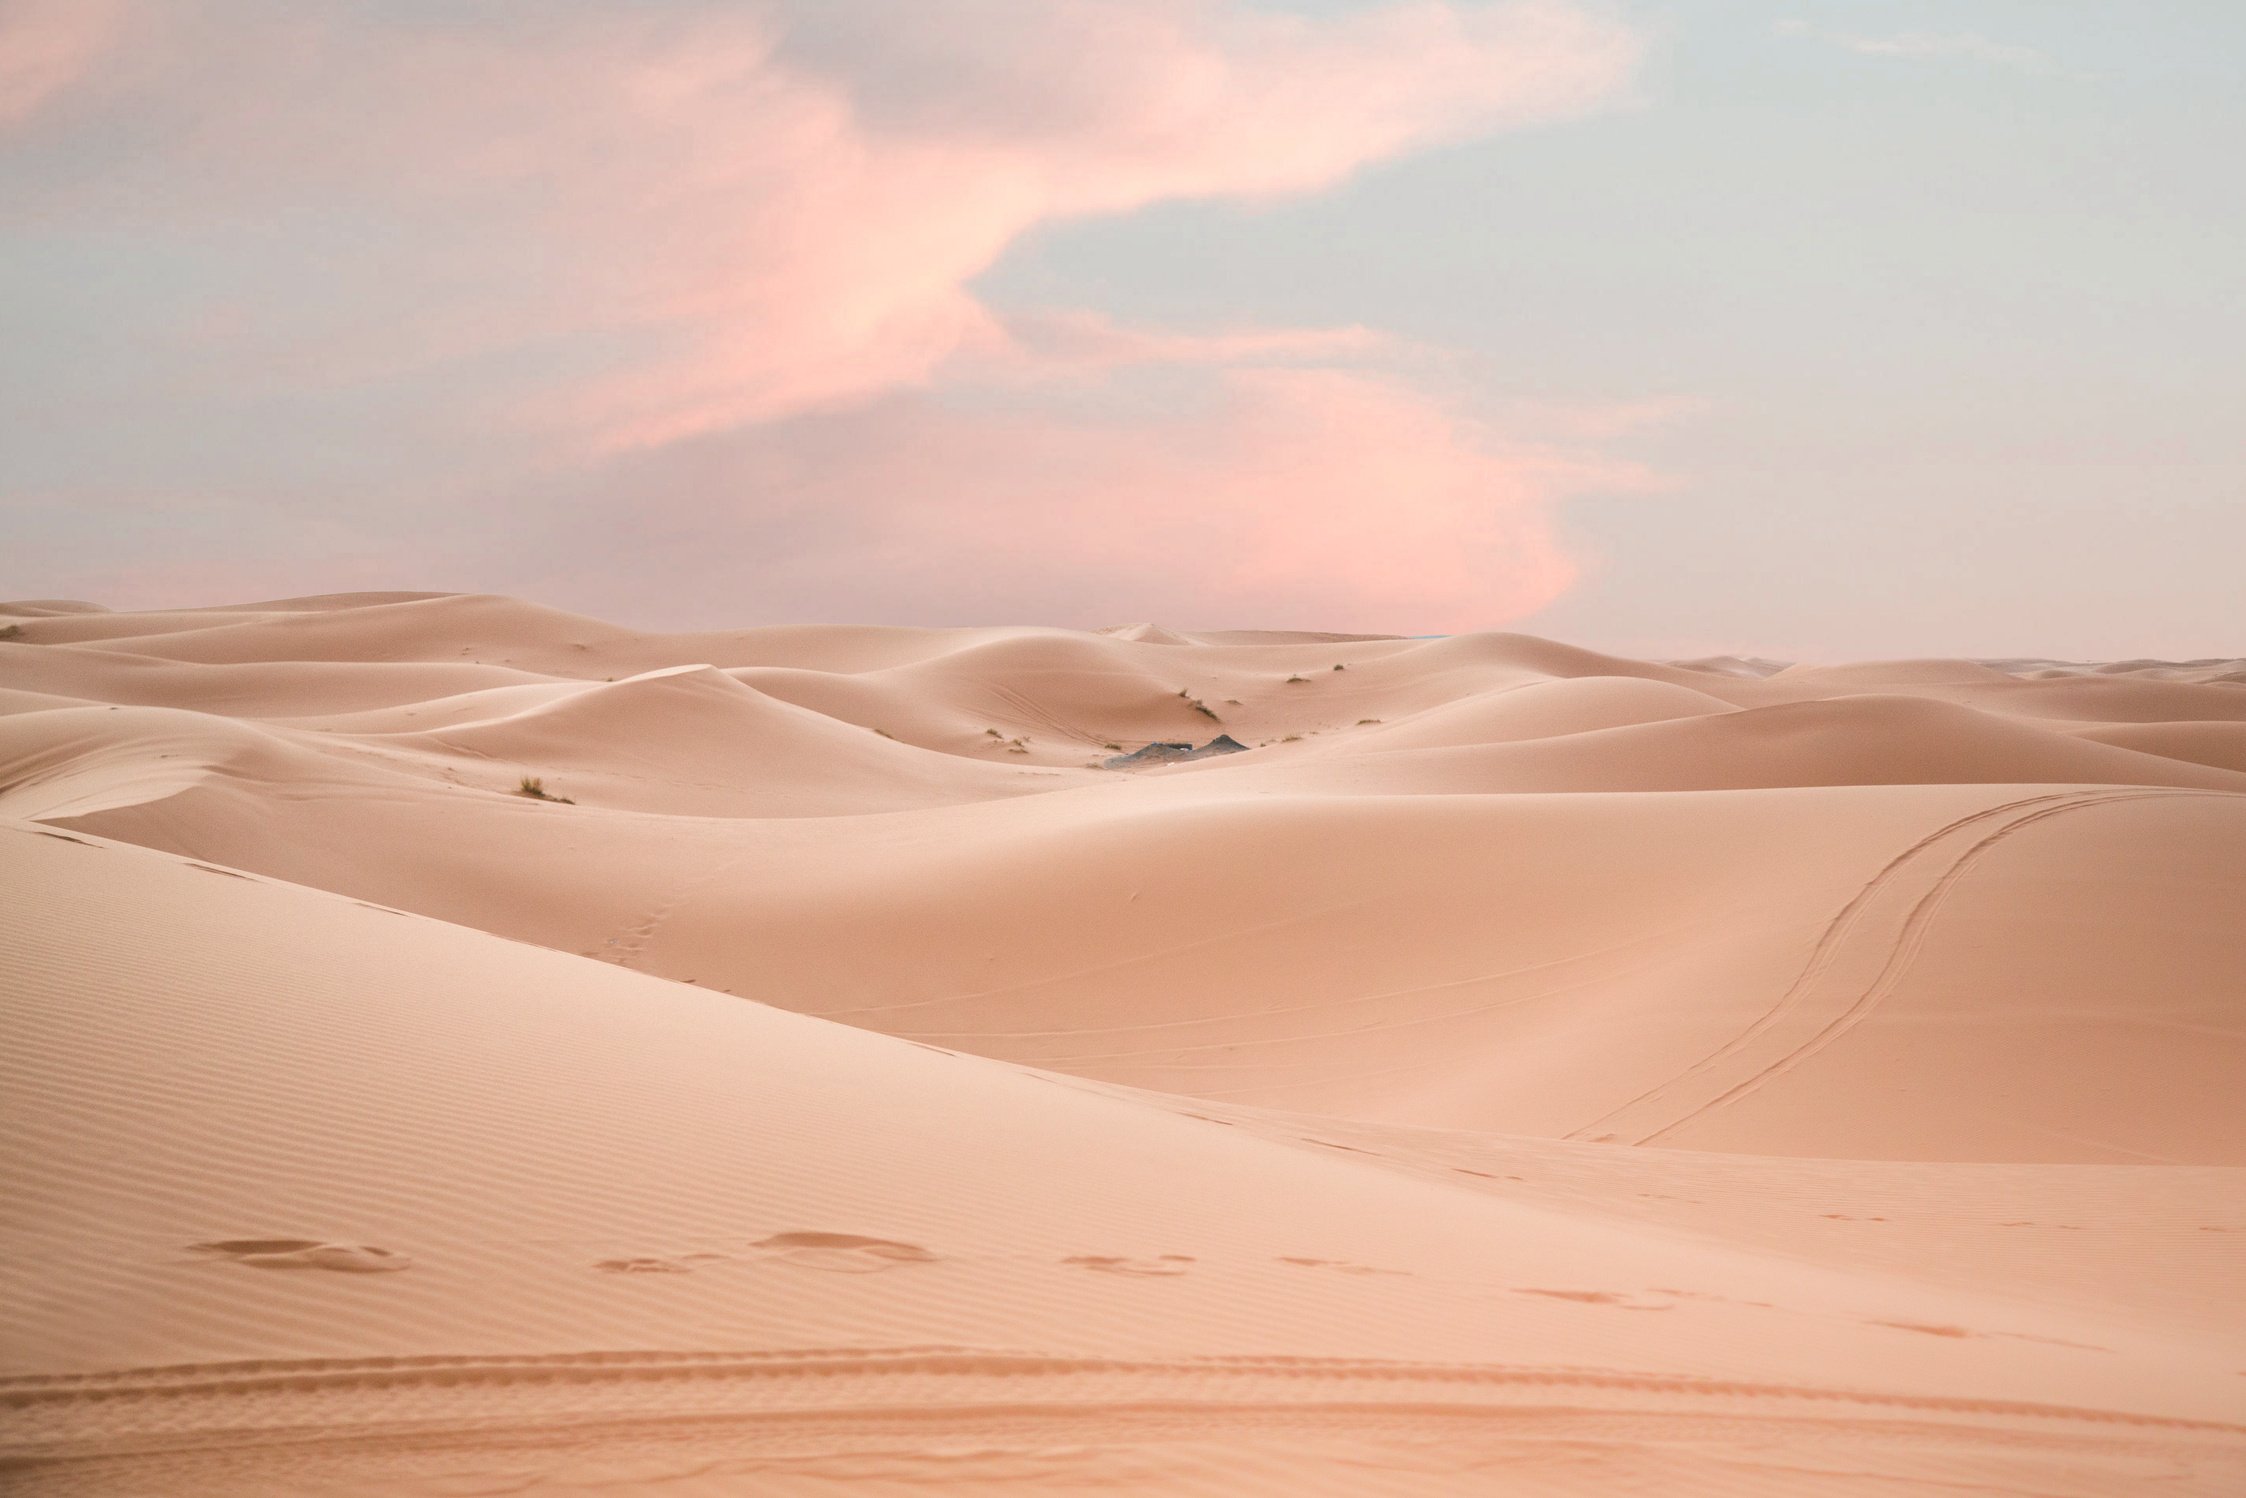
left=2, top=593, right=2242, bottom=1494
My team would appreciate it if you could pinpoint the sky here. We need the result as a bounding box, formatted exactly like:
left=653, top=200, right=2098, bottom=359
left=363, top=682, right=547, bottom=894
left=2, top=0, right=2240, bottom=659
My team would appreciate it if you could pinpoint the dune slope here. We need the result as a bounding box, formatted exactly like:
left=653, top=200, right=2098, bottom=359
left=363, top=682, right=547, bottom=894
left=2, top=594, right=2242, bottom=1493
left=4, top=824, right=2242, bottom=1495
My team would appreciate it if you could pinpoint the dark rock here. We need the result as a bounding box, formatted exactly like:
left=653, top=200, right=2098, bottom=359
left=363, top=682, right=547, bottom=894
left=1103, top=741, right=1193, bottom=768
left=1102, top=736, right=1250, bottom=769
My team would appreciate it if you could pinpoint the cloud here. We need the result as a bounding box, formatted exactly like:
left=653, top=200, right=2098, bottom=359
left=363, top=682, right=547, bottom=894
left=975, top=309, right=1393, bottom=382
left=0, top=0, right=123, bottom=126
left=500, top=362, right=1656, bottom=633
left=7, top=358, right=1655, bottom=633
left=11, top=0, right=1640, bottom=448
left=3, top=0, right=1653, bottom=628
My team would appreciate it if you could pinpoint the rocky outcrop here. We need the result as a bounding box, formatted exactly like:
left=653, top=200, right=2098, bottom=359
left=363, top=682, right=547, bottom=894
left=1102, top=735, right=1249, bottom=769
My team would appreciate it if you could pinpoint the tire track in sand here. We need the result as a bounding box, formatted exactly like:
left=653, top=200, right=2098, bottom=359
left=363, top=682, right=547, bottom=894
left=1572, top=790, right=2219, bottom=1140
left=5, top=1346, right=2240, bottom=1438
left=1568, top=792, right=2083, bottom=1144
left=1633, top=789, right=2220, bottom=1144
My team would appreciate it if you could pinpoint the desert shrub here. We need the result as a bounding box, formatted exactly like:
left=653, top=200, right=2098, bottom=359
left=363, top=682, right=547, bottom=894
left=1175, top=688, right=1219, bottom=720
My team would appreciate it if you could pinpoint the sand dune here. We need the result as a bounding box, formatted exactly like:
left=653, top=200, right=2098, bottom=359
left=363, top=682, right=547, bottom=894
left=378, top=664, right=1051, bottom=817
left=2, top=594, right=2241, bottom=1494
left=2066, top=719, right=2246, bottom=775
left=1259, top=693, right=2246, bottom=793
left=1343, top=674, right=1739, bottom=749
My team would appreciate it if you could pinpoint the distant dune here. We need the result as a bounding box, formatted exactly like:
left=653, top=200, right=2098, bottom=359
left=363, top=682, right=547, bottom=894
left=3, top=594, right=2242, bottom=1495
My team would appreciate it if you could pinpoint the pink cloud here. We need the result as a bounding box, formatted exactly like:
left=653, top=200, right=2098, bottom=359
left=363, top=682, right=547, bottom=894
left=981, top=310, right=1392, bottom=381
left=0, top=0, right=123, bottom=126
left=8, top=1, right=1661, bottom=630
left=508, top=365, right=1656, bottom=633
left=526, top=1, right=1644, bottom=449
left=20, top=1, right=1640, bottom=449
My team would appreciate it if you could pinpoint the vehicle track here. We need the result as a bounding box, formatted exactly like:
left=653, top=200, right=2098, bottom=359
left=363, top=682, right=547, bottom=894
left=1576, top=789, right=2231, bottom=1146
left=1635, top=789, right=2218, bottom=1144
left=1567, top=792, right=2083, bottom=1143
left=6, top=1345, right=2239, bottom=1436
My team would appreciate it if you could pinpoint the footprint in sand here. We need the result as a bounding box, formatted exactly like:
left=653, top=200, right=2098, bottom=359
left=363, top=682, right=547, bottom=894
left=1516, top=1287, right=1671, bottom=1311
left=748, top=1232, right=938, bottom=1273
left=191, top=1238, right=410, bottom=1273
left=1873, top=1320, right=1973, bottom=1339
left=595, top=1256, right=695, bottom=1274
left=1277, top=1256, right=1406, bottom=1277
left=1864, top=1318, right=2103, bottom=1352
left=1065, top=1254, right=1194, bottom=1277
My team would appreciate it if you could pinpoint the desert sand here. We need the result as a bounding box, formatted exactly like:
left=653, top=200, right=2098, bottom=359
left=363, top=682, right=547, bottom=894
left=2, top=592, right=2241, bottom=1495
